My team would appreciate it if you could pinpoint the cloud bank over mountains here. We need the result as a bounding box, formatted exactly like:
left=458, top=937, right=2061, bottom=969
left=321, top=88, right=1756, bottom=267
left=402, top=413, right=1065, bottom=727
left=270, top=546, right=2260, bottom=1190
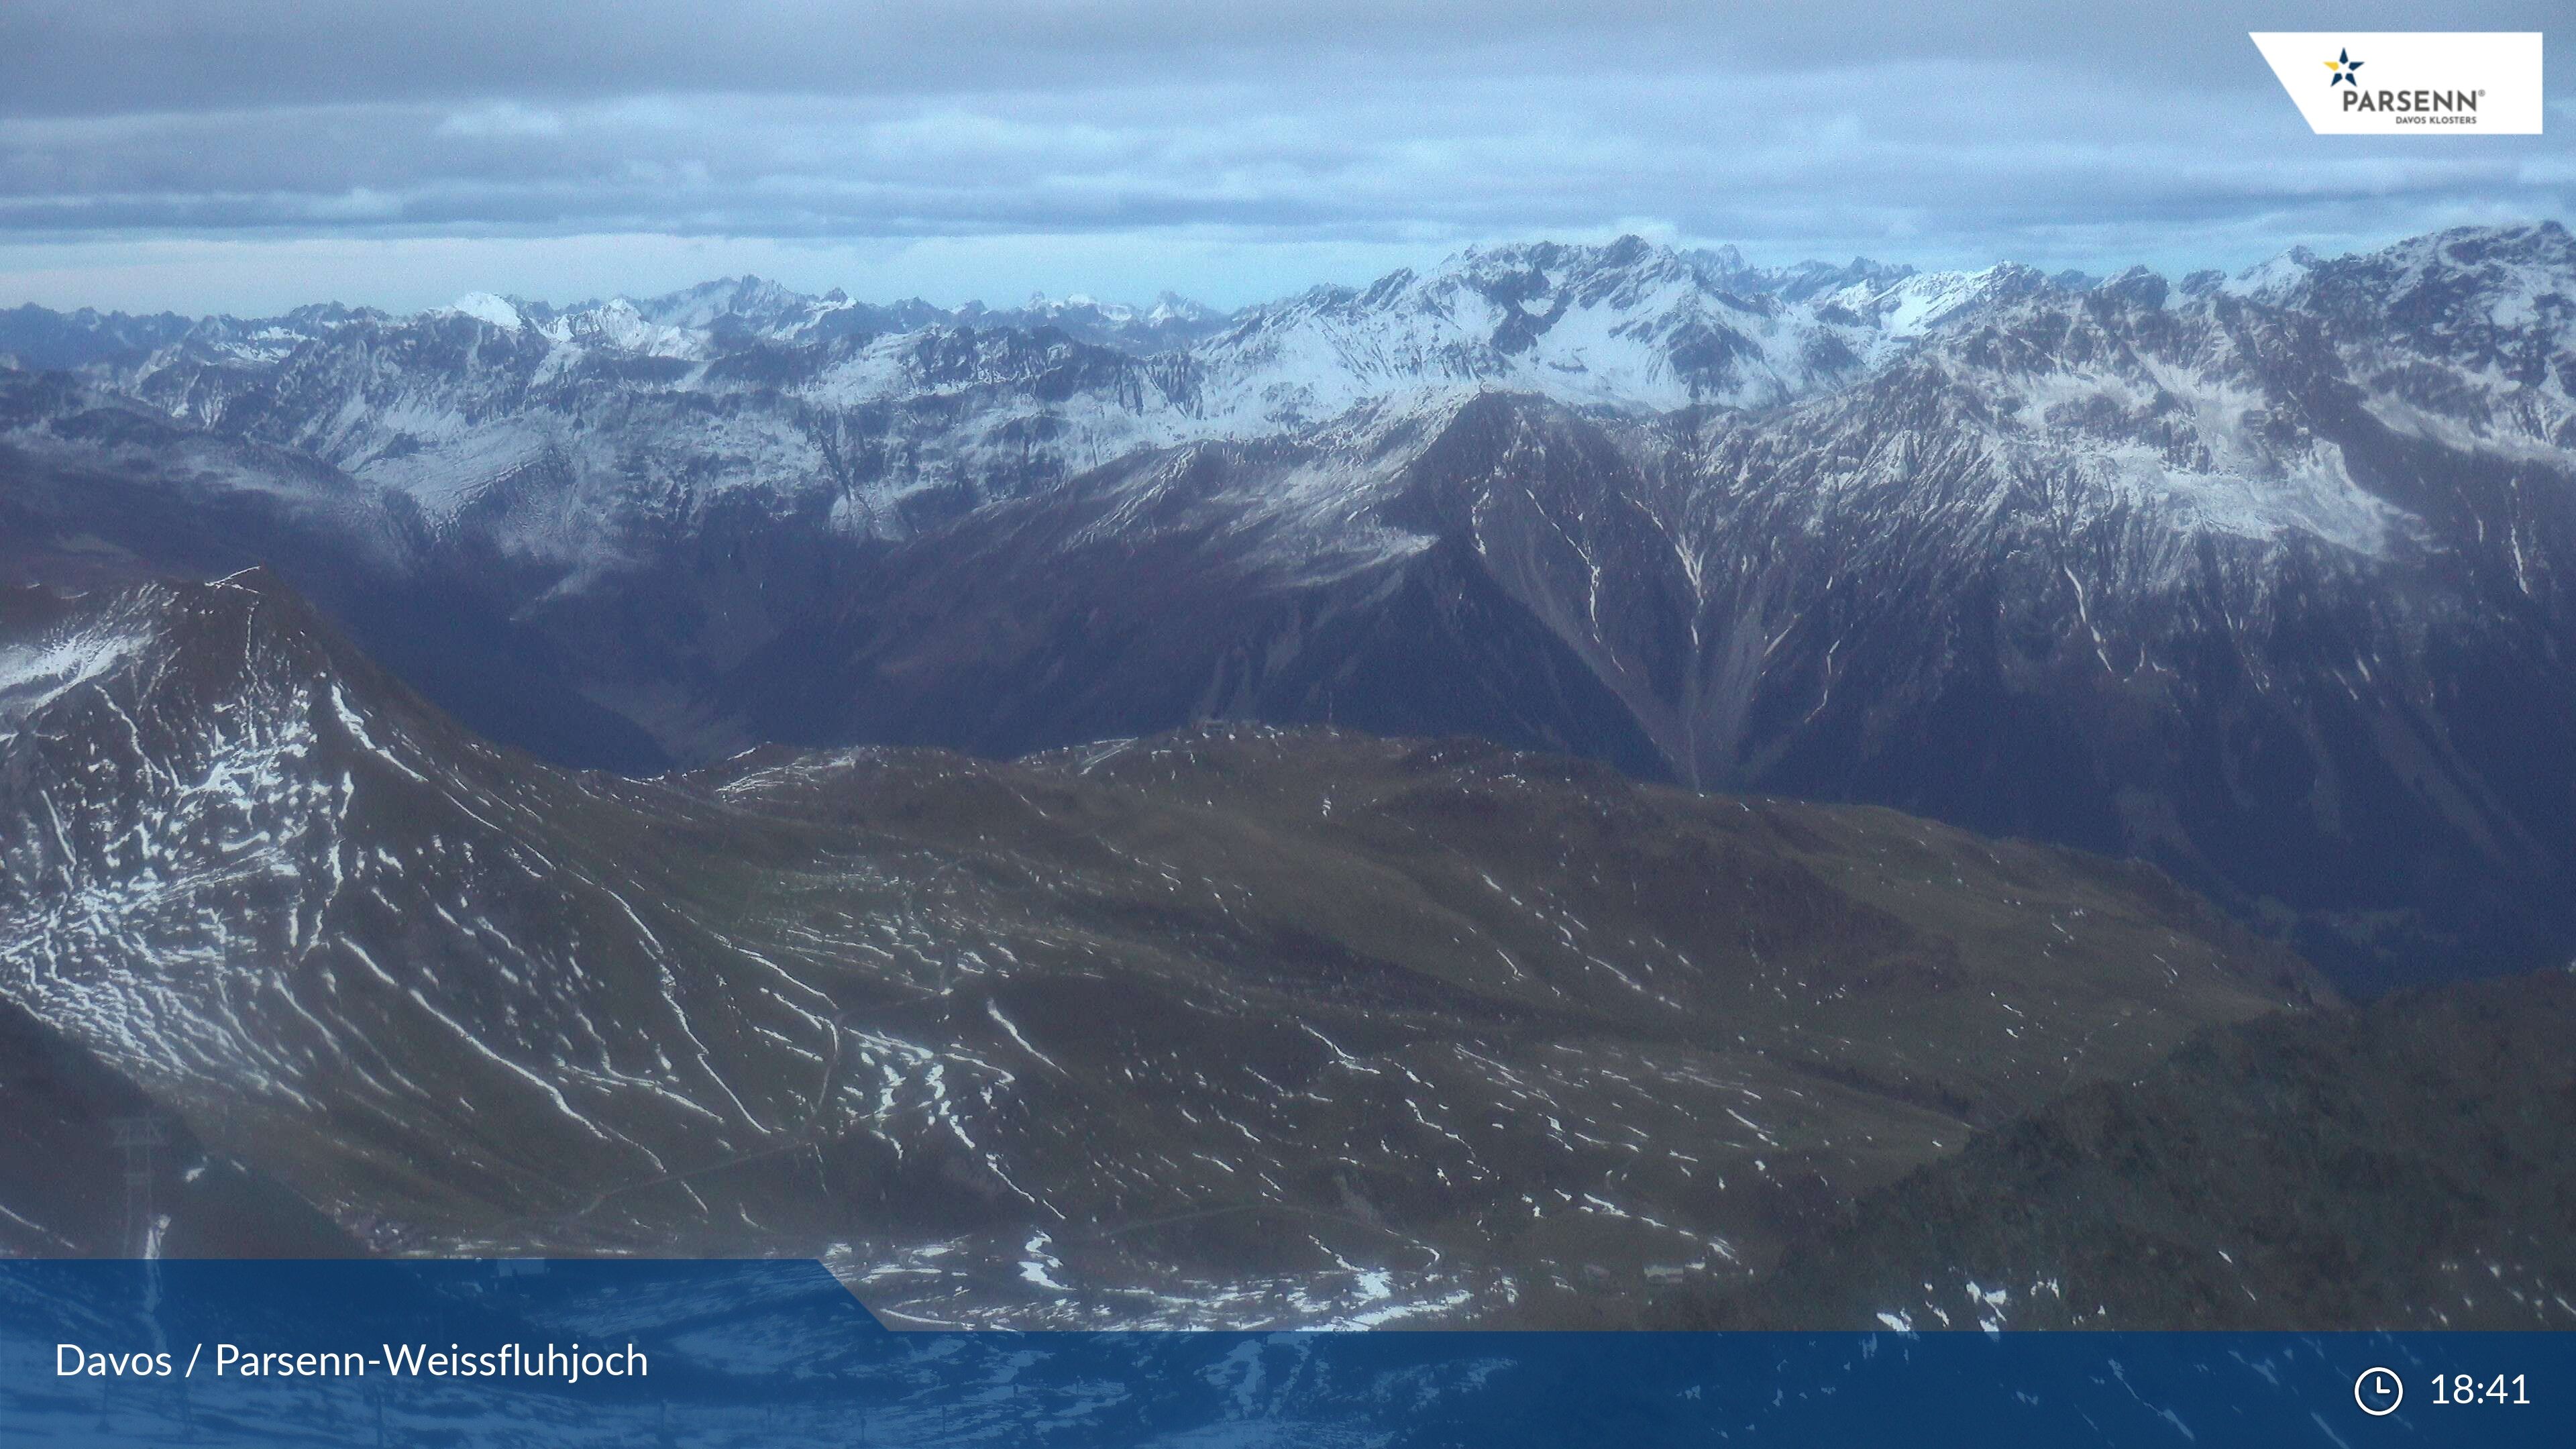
left=0, top=1, right=2567, bottom=315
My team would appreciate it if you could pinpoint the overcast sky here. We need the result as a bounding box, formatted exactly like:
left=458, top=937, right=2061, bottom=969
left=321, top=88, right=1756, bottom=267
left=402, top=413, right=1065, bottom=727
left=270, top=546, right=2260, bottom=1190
left=1, top=1, right=2569, bottom=315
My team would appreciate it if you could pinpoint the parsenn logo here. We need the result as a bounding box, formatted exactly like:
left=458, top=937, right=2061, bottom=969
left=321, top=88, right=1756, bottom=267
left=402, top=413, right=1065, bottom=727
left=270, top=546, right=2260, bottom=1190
left=2250, top=32, right=2543, bottom=134
left=2326, top=43, right=2477, bottom=119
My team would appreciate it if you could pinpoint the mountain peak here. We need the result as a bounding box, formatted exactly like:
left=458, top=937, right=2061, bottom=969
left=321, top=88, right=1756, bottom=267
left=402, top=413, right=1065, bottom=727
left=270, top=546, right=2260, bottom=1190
left=2091, top=264, right=2169, bottom=310
left=443, top=291, right=524, bottom=330
left=1146, top=290, right=1218, bottom=323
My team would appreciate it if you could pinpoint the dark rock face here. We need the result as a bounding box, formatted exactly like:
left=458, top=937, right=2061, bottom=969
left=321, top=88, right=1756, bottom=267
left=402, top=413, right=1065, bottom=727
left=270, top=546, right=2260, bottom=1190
left=0, top=993, right=360, bottom=1259
left=1638, top=270, right=2576, bottom=991
left=725, top=399, right=1682, bottom=784
left=1678, top=966, right=2576, bottom=1331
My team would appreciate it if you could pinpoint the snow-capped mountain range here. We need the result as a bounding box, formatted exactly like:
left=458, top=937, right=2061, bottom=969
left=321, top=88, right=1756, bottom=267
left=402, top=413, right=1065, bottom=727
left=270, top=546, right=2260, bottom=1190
left=3, top=221, right=2573, bottom=989
left=2, top=237, right=2059, bottom=545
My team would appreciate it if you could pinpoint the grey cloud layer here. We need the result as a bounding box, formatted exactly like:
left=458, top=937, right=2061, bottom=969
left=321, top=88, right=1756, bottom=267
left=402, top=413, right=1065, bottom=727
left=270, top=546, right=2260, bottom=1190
left=1, top=1, right=2568, bottom=305
left=8, top=1, right=2557, bottom=113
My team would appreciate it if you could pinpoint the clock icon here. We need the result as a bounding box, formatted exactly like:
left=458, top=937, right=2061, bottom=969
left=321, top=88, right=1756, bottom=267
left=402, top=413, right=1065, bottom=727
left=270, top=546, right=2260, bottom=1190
left=2355, top=1366, right=2404, bottom=1416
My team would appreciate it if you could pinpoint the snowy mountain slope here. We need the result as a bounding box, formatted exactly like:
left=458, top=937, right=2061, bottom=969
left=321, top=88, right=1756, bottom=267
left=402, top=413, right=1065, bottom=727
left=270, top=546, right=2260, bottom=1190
left=714, top=234, right=2576, bottom=986
left=0, top=233, right=2063, bottom=765
left=0, top=571, right=2318, bottom=1323
left=14, top=228, right=2524, bottom=584
left=28, top=237, right=2021, bottom=547
left=0, top=574, right=851, bottom=1238
left=0, top=303, right=197, bottom=372
left=0, top=367, right=676, bottom=771
left=2278, top=222, right=2576, bottom=458
left=1624, top=231, right=2576, bottom=988
left=1339, top=233, right=2573, bottom=985
left=2, top=222, right=2571, bottom=989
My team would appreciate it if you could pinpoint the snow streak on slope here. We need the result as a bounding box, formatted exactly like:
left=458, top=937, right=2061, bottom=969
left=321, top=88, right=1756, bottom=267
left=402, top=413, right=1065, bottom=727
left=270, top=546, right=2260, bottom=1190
left=0, top=577, right=843, bottom=1234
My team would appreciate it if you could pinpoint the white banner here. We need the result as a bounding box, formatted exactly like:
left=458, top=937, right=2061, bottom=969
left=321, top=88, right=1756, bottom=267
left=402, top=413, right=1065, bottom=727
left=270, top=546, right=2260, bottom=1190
left=2249, top=32, right=2543, bottom=134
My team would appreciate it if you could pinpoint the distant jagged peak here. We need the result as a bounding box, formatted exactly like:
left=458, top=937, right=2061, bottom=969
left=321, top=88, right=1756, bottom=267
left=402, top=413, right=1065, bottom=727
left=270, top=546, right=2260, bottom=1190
left=2089, top=264, right=2171, bottom=311
left=15, top=217, right=2563, bottom=360
left=1003, top=287, right=1225, bottom=323
left=1413, top=233, right=1715, bottom=309
left=2222, top=219, right=2574, bottom=307
left=1725, top=254, right=1921, bottom=303
left=441, top=290, right=526, bottom=331
left=1819, top=259, right=2057, bottom=338
left=630, top=273, right=839, bottom=331
left=15, top=218, right=2567, bottom=480
left=1022, top=289, right=1116, bottom=315
left=407, top=276, right=861, bottom=352
left=1689, top=241, right=1752, bottom=276
left=2309, top=219, right=2576, bottom=335
left=959, top=289, right=1233, bottom=349
left=1403, top=234, right=1948, bottom=313
left=1308, top=235, right=2058, bottom=345
left=661, top=271, right=804, bottom=306
left=1233, top=234, right=1753, bottom=345
left=2369, top=217, right=2574, bottom=273
left=1146, top=290, right=1220, bottom=324
left=2220, top=245, right=2323, bottom=303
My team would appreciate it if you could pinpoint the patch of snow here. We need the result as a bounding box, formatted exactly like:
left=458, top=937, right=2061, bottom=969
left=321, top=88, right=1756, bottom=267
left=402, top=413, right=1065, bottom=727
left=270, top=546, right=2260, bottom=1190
left=444, top=292, right=524, bottom=331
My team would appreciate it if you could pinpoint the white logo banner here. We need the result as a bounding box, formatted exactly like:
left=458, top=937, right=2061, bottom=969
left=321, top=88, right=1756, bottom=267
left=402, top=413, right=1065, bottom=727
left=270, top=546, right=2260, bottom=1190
left=2249, top=32, right=2543, bottom=134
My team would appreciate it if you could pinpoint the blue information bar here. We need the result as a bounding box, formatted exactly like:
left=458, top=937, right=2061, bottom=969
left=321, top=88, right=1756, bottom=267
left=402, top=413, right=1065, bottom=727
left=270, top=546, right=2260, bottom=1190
left=1, top=1260, right=2562, bottom=1446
